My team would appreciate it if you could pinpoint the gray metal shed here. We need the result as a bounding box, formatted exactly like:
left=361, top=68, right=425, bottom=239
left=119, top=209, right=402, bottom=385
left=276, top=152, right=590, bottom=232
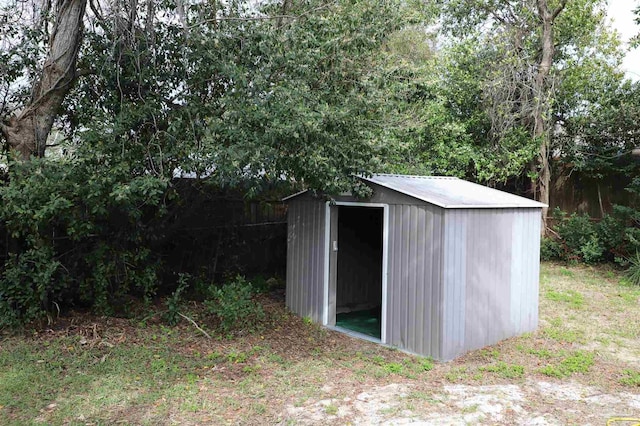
left=284, top=174, right=545, bottom=360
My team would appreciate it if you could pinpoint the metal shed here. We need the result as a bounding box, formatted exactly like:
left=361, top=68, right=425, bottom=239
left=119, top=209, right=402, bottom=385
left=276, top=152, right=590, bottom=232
left=284, top=174, right=545, bottom=361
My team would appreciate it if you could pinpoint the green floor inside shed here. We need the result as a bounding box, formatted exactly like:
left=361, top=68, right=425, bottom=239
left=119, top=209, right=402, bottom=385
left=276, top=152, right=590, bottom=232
left=335, top=308, right=381, bottom=339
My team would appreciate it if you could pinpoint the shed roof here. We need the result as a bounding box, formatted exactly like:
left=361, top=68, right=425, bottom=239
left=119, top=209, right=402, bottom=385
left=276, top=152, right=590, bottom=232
left=284, top=174, right=546, bottom=209
left=361, top=174, right=546, bottom=209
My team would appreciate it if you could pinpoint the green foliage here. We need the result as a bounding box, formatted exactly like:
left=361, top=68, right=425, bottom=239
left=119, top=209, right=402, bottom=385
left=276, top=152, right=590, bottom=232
left=418, top=357, right=434, bottom=372
left=379, top=31, right=538, bottom=184
left=624, top=252, right=640, bottom=287
left=479, top=362, right=525, bottom=379
left=539, top=351, right=594, bottom=378
left=550, top=208, right=604, bottom=263
left=0, top=151, right=168, bottom=326
left=204, top=276, right=264, bottom=333
left=545, top=202, right=640, bottom=266
left=540, top=237, right=563, bottom=261
left=620, top=369, right=640, bottom=387
left=162, top=274, right=190, bottom=326
left=0, top=247, right=62, bottom=328
left=382, top=362, right=404, bottom=374
left=0, top=0, right=417, bottom=327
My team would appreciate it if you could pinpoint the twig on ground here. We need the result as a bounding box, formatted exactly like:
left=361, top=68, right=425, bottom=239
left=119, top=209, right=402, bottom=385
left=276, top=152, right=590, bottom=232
left=179, top=312, right=212, bottom=339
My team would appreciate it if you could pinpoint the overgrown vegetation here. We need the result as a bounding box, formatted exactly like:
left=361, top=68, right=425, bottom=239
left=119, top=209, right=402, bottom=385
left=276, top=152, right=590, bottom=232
left=542, top=201, right=640, bottom=272
left=0, top=0, right=415, bottom=327
left=204, top=275, right=265, bottom=333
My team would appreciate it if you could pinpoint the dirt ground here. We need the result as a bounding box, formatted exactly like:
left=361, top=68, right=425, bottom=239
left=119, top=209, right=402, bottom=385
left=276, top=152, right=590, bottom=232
left=282, top=380, right=640, bottom=425
left=278, top=263, right=640, bottom=425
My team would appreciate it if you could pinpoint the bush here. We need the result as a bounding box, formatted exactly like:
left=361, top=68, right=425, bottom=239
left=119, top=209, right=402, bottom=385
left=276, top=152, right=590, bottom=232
left=0, top=152, right=168, bottom=327
left=597, top=213, right=628, bottom=262
left=162, top=274, right=190, bottom=326
left=624, top=252, right=640, bottom=286
left=551, top=208, right=604, bottom=264
left=540, top=237, right=562, bottom=261
left=0, top=247, right=64, bottom=327
left=204, top=275, right=264, bottom=332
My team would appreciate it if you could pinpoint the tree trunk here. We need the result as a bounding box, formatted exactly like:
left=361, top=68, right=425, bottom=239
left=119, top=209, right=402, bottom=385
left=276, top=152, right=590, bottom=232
left=0, top=0, right=87, bottom=160
left=533, top=0, right=565, bottom=235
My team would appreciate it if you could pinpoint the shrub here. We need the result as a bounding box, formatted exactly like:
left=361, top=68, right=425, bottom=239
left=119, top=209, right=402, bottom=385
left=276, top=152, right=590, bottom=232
left=551, top=208, right=604, bottom=263
left=204, top=275, right=264, bottom=332
left=624, top=251, right=640, bottom=286
left=540, top=236, right=562, bottom=261
left=597, top=213, right=628, bottom=262
left=0, top=153, right=168, bottom=327
left=162, top=274, right=190, bottom=326
left=0, top=247, right=64, bottom=327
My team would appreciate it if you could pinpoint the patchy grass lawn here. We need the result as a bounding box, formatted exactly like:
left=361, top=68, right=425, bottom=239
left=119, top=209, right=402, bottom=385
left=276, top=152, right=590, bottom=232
left=1, top=262, right=639, bottom=425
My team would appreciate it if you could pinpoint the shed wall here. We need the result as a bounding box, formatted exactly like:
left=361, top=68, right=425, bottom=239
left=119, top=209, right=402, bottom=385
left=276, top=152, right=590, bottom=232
left=285, top=198, right=326, bottom=323
left=440, top=208, right=541, bottom=360
left=386, top=203, right=444, bottom=358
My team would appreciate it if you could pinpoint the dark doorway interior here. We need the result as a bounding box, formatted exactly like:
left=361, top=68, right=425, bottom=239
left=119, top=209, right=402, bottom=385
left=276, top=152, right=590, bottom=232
left=334, top=206, right=383, bottom=339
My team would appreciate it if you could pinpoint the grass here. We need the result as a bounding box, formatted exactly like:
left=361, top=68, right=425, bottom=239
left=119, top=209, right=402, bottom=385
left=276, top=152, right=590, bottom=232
left=479, top=362, right=525, bottom=379
left=1, top=262, right=639, bottom=424
left=544, top=289, right=584, bottom=308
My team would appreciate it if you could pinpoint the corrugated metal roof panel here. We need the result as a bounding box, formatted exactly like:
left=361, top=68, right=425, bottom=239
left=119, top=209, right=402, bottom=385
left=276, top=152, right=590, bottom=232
left=360, top=174, right=546, bottom=209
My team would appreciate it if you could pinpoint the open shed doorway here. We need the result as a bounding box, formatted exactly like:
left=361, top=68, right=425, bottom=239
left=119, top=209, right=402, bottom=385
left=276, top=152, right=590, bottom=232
left=332, top=205, right=384, bottom=340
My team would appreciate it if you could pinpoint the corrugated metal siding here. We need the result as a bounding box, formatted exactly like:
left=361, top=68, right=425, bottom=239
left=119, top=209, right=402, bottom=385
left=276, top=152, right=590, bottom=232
left=386, top=203, right=443, bottom=358
left=441, top=209, right=467, bottom=360
left=441, top=208, right=541, bottom=360
left=510, top=209, right=541, bottom=333
left=286, top=199, right=326, bottom=323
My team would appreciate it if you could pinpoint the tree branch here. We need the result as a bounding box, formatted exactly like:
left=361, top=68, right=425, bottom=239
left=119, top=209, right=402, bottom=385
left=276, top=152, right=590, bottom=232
left=552, top=0, right=567, bottom=21
left=178, top=312, right=211, bottom=338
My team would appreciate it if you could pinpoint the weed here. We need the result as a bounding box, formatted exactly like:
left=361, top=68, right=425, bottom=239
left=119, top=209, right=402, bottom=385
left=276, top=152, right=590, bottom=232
left=227, top=350, right=248, bottom=364
left=162, top=273, right=190, bottom=326
left=252, top=403, right=267, bottom=414
left=243, top=365, right=261, bottom=374
left=620, top=369, right=640, bottom=387
left=480, top=362, right=525, bottom=379
left=204, top=275, right=265, bottom=333
left=379, top=406, right=400, bottom=415
left=523, top=347, right=555, bottom=359
left=560, top=268, right=574, bottom=277
left=371, top=355, right=385, bottom=364
left=542, top=322, right=584, bottom=343
left=324, top=403, right=338, bottom=415
left=445, top=367, right=468, bottom=382
left=267, top=353, right=285, bottom=364
left=545, top=289, right=585, bottom=308
left=617, top=292, right=638, bottom=303
left=206, top=351, right=223, bottom=363
left=462, top=403, right=479, bottom=414
left=477, top=348, right=500, bottom=359
left=383, top=362, right=404, bottom=374
left=539, top=351, right=595, bottom=378
left=406, top=391, right=439, bottom=402
left=418, top=357, right=435, bottom=372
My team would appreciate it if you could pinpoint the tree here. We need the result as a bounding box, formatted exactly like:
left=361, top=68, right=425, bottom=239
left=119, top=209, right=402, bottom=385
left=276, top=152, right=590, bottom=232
left=0, top=0, right=87, bottom=160
left=437, top=0, right=612, bottom=233
left=379, top=31, right=539, bottom=184
left=0, top=0, right=414, bottom=324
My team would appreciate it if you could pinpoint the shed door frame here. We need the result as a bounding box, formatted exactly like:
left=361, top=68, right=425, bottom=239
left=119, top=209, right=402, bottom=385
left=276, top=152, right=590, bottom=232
left=323, top=201, right=389, bottom=343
